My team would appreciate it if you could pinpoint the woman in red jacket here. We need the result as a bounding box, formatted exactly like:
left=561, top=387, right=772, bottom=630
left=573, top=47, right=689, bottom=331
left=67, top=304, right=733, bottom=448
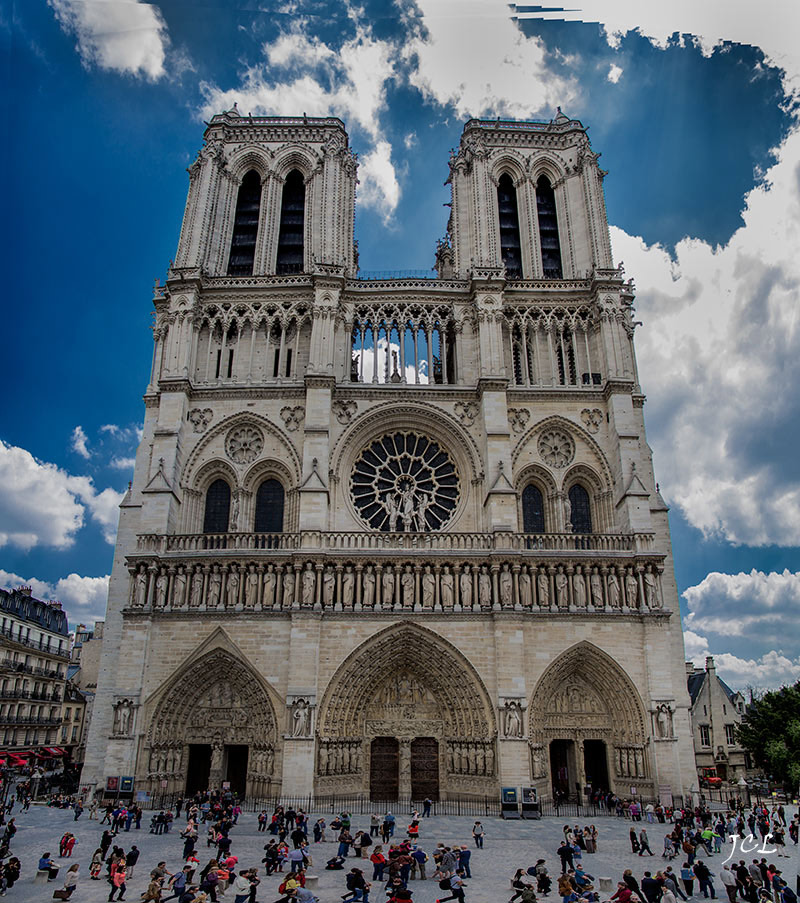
left=611, top=882, right=634, bottom=903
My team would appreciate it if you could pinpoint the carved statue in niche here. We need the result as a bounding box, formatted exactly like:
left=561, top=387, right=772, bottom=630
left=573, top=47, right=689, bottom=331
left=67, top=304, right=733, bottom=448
left=531, top=745, right=544, bottom=778
left=655, top=703, right=674, bottom=739
left=644, top=567, right=661, bottom=608
left=485, top=744, right=495, bottom=776
left=519, top=566, right=532, bottom=607
left=503, top=700, right=524, bottom=738
left=573, top=569, right=587, bottom=608
left=190, top=567, right=203, bottom=608
left=625, top=570, right=639, bottom=608
left=382, top=566, right=394, bottom=609
left=113, top=699, right=133, bottom=735
left=422, top=565, right=435, bottom=608
left=415, top=492, right=432, bottom=532
left=155, top=568, right=168, bottom=609
left=324, top=565, right=336, bottom=608
left=459, top=567, right=472, bottom=609
left=318, top=744, right=329, bottom=775
left=291, top=698, right=311, bottom=737
left=590, top=569, right=603, bottom=607
left=384, top=495, right=400, bottom=532
left=342, top=743, right=351, bottom=772
left=479, top=566, right=491, bottom=608
left=282, top=569, right=295, bottom=608
left=476, top=745, right=485, bottom=774
left=173, top=566, right=187, bottom=608
left=537, top=570, right=550, bottom=608
left=634, top=748, right=644, bottom=777
left=133, top=566, right=148, bottom=608
left=607, top=571, right=621, bottom=608
left=499, top=564, right=513, bottom=607
left=226, top=567, right=240, bottom=609
left=401, top=565, right=414, bottom=608
left=342, top=566, right=355, bottom=607
left=206, top=565, right=221, bottom=608
left=439, top=565, right=454, bottom=608
left=263, top=565, right=276, bottom=609
left=362, top=565, right=375, bottom=608
left=555, top=569, right=569, bottom=608
left=302, top=563, right=316, bottom=607
left=266, top=747, right=274, bottom=773
left=245, top=564, right=258, bottom=610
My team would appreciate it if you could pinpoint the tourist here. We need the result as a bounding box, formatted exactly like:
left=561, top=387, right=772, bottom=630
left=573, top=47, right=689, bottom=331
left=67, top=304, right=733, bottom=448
left=108, top=865, right=127, bottom=902
left=423, top=799, right=432, bottom=818
left=471, top=822, right=485, bottom=849
left=370, top=845, right=387, bottom=881
left=610, top=881, right=633, bottom=903
left=61, top=862, right=80, bottom=899
left=510, top=868, right=535, bottom=902
left=693, top=861, right=716, bottom=899
left=639, top=829, right=654, bottom=856
left=370, top=814, right=381, bottom=837
left=641, top=871, right=662, bottom=903
left=314, top=818, right=327, bottom=843
left=557, top=843, right=574, bottom=873
left=411, top=846, right=428, bottom=880
left=437, top=869, right=467, bottom=903
left=342, top=866, right=370, bottom=903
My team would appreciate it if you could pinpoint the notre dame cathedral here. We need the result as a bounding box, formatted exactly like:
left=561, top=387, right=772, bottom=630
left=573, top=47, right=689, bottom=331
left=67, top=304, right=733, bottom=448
left=82, top=108, right=697, bottom=804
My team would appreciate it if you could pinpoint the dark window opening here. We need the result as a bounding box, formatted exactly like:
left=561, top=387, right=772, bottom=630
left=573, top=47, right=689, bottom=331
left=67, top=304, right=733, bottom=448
left=203, top=479, right=231, bottom=534
left=497, top=173, right=522, bottom=279
left=568, top=484, right=592, bottom=534
left=285, top=348, right=293, bottom=378
left=227, top=349, right=234, bottom=378
left=536, top=175, right=562, bottom=278
left=522, top=484, right=545, bottom=533
left=276, top=169, right=305, bottom=274
left=273, top=347, right=280, bottom=378
left=557, top=333, right=577, bottom=385
left=215, top=349, right=222, bottom=379
left=227, top=170, right=261, bottom=276
left=254, top=479, right=285, bottom=533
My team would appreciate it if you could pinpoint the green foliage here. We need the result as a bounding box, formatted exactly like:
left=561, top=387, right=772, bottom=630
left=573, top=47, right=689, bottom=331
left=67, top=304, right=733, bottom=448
left=736, top=681, right=800, bottom=789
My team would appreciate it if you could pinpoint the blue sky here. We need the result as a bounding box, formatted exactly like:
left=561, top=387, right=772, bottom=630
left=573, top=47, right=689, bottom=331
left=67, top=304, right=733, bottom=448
left=2, top=0, right=800, bottom=689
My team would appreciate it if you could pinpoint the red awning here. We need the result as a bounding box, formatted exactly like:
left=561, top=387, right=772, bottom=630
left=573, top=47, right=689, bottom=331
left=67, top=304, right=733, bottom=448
left=44, top=747, right=66, bottom=756
left=8, top=753, right=29, bottom=764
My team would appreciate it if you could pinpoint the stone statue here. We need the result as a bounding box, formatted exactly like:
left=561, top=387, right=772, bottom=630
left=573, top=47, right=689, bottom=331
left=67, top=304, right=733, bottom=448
left=291, top=698, right=311, bottom=737
left=485, top=744, right=494, bottom=775
left=459, top=567, right=473, bottom=609
left=266, top=747, right=274, bottom=773
left=245, top=564, right=258, bottom=609
left=625, top=570, right=639, bottom=608
left=532, top=745, right=544, bottom=778
left=173, top=566, right=187, bottom=608
left=401, top=488, right=416, bottom=531
left=384, top=494, right=400, bottom=532
left=134, top=566, right=148, bottom=608
left=208, top=565, right=222, bottom=608
left=342, top=565, right=355, bottom=607
left=282, top=569, right=295, bottom=608
left=263, top=565, right=276, bottom=609
left=190, top=567, right=203, bottom=608
left=499, top=564, right=513, bottom=607
left=302, top=563, right=316, bottom=607
left=342, top=743, right=351, bottom=772
left=503, top=700, right=524, bottom=737
left=323, top=565, right=336, bottom=608
left=656, top=703, right=673, bottom=738
left=230, top=491, right=240, bottom=531
left=590, top=569, right=603, bottom=608
left=634, top=747, right=644, bottom=777
left=478, top=566, right=491, bottom=608
left=362, top=565, right=375, bottom=608
left=113, top=700, right=132, bottom=735
left=573, top=570, right=587, bottom=608
left=422, top=565, right=435, bottom=608
left=155, top=568, right=168, bottom=608
left=415, top=492, right=431, bottom=532
left=644, top=568, right=660, bottom=608
left=519, top=567, right=532, bottom=607
left=401, top=565, right=415, bottom=608
left=226, top=567, right=240, bottom=609
left=319, top=744, right=329, bottom=775
left=607, top=572, right=621, bottom=608
left=555, top=570, right=569, bottom=608
left=476, top=745, right=486, bottom=774
left=537, top=570, right=550, bottom=608
left=382, top=566, right=394, bottom=608
left=440, top=566, right=454, bottom=608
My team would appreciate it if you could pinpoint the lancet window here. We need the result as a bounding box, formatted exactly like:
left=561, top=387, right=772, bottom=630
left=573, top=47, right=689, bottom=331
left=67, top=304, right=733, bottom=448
left=536, top=175, right=562, bottom=279
left=508, top=307, right=600, bottom=387
left=254, top=479, right=285, bottom=533
left=521, top=484, right=546, bottom=533
left=568, top=484, right=592, bottom=534
left=497, top=173, right=522, bottom=279
left=227, top=170, right=262, bottom=276
left=350, top=303, right=455, bottom=385
left=276, top=169, right=305, bottom=274
left=203, top=479, right=231, bottom=534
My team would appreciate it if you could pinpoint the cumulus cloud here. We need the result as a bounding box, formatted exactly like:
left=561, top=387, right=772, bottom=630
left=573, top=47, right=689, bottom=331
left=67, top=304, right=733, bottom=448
left=109, top=456, right=136, bottom=470
left=358, top=141, right=401, bottom=223
left=48, top=0, right=170, bottom=80
left=406, top=0, right=577, bottom=119
left=71, top=425, right=91, bottom=459
left=681, top=570, right=800, bottom=689
left=607, top=63, right=623, bottom=83
left=0, top=441, right=124, bottom=550
left=0, top=569, right=109, bottom=626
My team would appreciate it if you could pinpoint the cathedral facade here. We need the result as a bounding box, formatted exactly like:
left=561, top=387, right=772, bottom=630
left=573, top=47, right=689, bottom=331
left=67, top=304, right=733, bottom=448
left=82, top=110, right=697, bottom=804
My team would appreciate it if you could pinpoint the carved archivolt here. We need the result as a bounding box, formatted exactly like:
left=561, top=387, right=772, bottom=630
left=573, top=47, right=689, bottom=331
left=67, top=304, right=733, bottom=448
left=318, top=623, right=495, bottom=743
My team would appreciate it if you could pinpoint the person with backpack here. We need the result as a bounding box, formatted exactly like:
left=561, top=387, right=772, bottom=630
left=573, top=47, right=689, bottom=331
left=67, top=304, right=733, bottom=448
left=342, top=867, right=370, bottom=903
left=437, top=869, right=467, bottom=903
left=693, top=861, right=717, bottom=899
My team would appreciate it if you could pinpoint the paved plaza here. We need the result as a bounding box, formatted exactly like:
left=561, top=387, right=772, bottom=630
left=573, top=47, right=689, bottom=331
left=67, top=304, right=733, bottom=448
left=3, top=803, right=798, bottom=903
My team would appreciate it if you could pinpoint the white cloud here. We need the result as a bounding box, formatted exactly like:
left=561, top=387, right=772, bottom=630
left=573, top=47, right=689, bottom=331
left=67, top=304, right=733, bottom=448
left=358, top=141, right=401, bottom=221
left=109, top=456, right=136, bottom=470
left=100, top=424, right=120, bottom=435
left=0, top=441, right=124, bottom=550
left=404, top=132, right=418, bottom=149
left=48, top=0, right=170, bottom=81
left=405, top=0, right=577, bottom=119
left=71, top=425, right=91, bottom=459
left=0, top=569, right=109, bottom=626
left=607, top=63, right=623, bottom=83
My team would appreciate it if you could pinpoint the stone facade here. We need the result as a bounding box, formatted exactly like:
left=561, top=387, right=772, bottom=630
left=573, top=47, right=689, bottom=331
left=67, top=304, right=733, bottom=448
left=82, top=110, right=696, bottom=803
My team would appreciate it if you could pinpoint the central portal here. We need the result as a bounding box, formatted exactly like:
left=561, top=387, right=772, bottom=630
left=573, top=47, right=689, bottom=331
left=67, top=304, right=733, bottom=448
left=370, top=737, right=399, bottom=799
left=410, top=737, right=439, bottom=800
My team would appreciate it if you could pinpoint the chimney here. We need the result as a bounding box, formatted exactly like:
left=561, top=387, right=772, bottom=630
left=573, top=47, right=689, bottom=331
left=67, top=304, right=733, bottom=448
left=705, top=655, right=715, bottom=672
left=18, top=585, right=32, bottom=597
left=685, top=661, right=695, bottom=676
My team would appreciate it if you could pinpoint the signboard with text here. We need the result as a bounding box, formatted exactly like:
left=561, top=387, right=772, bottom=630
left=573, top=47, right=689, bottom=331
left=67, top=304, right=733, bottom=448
left=105, top=776, right=120, bottom=793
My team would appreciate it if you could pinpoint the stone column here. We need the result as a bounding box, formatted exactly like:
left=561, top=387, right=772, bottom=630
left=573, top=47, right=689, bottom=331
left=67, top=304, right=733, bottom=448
left=398, top=739, right=412, bottom=797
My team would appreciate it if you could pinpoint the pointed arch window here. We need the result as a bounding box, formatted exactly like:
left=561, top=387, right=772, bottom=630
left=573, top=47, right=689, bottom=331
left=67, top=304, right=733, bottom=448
left=228, top=170, right=262, bottom=276
left=522, top=484, right=545, bottom=533
left=497, top=173, right=522, bottom=279
left=536, top=175, right=563, bottom=278
left=276, top=169, right=305, bottom=274
left=254, top=478, right=285, bottom=533
left=203, top=479, right=231, bottom=533
left=568, top=484, right=592, bottom=534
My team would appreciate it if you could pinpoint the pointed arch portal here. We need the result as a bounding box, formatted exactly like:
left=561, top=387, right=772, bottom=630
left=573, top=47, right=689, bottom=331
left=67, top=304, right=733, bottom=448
left=317, top=624, right=497, bottom=799
left=528, top=642, right=652, bottom=800
left=143, top=646, right=279, bottom=799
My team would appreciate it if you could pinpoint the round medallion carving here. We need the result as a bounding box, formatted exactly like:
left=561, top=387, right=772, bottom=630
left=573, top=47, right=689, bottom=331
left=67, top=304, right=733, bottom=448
left=537, top=429, right=575, bottom=468
left=350, top=432, right=459, bottom=532
left=225, top=425, right=264, bottom=464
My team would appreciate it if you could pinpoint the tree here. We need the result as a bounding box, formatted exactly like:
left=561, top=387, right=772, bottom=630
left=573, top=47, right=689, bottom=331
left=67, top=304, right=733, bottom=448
left=736, top=681, right=800, bottom=790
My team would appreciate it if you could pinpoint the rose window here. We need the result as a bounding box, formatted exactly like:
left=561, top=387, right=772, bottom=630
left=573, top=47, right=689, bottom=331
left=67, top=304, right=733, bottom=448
left=350, top=432, right=459, bottom=532
left=226, top=425, right=264, bottom=464
left=537, top=429, right=575, bottom=468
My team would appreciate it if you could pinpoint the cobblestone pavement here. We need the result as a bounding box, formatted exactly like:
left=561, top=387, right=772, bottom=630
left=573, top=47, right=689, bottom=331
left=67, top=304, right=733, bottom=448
left=3, top=804, right=798, bottom=903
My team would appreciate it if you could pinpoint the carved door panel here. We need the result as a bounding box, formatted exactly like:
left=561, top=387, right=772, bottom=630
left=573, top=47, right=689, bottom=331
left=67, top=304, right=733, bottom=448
left=410, top=736, right=439, bottom=800
left=370, top=737, right=399, bottom=800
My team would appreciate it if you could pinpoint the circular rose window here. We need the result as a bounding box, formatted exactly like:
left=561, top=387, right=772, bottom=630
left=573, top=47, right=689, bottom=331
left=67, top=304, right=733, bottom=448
left=350, top=432, right=460, bottom=532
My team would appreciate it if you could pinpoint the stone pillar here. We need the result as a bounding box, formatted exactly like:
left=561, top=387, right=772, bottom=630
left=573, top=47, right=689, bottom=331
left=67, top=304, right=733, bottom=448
left=398, top=738, right=412, bottom=797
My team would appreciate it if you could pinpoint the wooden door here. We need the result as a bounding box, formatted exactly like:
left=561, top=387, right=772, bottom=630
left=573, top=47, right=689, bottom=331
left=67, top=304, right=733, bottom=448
left=370, top=737, right=399, bottom=800
left=410, top=737, right=439, bottom=800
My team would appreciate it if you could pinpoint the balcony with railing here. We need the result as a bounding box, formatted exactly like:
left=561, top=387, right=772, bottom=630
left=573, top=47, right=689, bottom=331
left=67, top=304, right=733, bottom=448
left=0, top=626, right=70, bottom=659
